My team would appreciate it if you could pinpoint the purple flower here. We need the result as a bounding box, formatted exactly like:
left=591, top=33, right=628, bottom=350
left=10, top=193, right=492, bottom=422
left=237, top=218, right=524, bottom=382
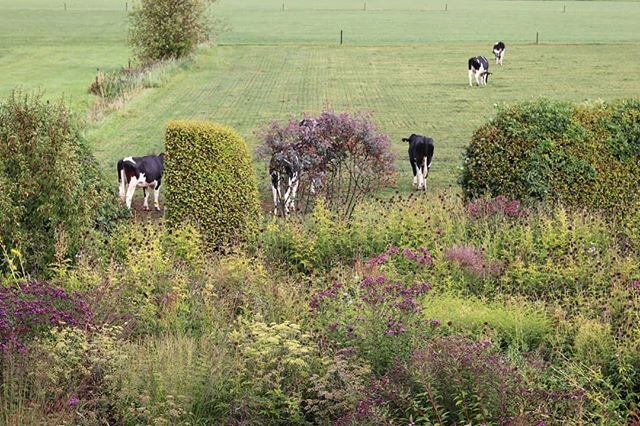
left=68, top=396, right=79, bottom=406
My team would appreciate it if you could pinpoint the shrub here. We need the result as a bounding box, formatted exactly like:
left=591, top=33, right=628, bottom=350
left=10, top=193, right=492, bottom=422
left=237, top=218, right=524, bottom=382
left=165, top=120, right=261, bottom=252
left=128, top=0, right=215, bottom=64
left=460, top=99, right=640, bottom=216
left=0, top=91, right=123, bottom=274
left=257, top=109, right=397, bottom=218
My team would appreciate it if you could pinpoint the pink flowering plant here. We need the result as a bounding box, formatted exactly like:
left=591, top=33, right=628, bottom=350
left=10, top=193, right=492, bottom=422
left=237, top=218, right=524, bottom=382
left=0, top=280, right=92, bottom=351
left=310, top=246, right=439, bottom=373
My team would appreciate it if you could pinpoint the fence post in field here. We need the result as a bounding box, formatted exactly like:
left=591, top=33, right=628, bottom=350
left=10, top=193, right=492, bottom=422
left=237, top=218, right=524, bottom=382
left=340, top=30, right=343, bottom=45
left=563, top=5, right=566, bottom=13
left=126, top=2, right=128, bottom=11
left=445, top=4, right=448, bottom=12
left=363, top=1, right=366, bottom=11
left=536, top=32, right=539, bottom=44
left=64, top=3, right=66, bottom=10
left=282, top=1, right=285, bottom=11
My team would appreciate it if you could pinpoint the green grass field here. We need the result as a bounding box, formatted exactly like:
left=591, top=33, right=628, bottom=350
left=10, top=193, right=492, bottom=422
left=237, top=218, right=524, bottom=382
left=2, top=0, right=640, bottom=192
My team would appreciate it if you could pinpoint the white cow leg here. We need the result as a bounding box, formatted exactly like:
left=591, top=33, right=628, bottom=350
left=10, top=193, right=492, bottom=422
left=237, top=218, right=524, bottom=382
left=413, top=175, right=418, bottom=187
left=125, top=176, right=138, bottom=209
left=288, top=177, right=299, bottom=212
left=154, top=187, right=161, bottom=211
left=272, top=181, right=279, bottom=215
left=119, top=169, right=127, bottom=202
left=416, top=167, right=425, bottom=191
left=468, top=69, right=474, bottom=86
left=142, top=188, right=149, bottom=210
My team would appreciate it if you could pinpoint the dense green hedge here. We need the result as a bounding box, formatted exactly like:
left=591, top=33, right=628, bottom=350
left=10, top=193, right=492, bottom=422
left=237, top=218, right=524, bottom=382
left=460, top=99, right=640, bottom=214
left=0, top=92, right=122, bottom=274
left=165, top=120, right=260, bottom=251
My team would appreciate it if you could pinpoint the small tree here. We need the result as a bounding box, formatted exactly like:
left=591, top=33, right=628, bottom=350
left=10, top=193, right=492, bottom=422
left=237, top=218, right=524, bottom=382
left=257, top=110, right=397, bottom=218
left=128, top=0, right=216, bottom=64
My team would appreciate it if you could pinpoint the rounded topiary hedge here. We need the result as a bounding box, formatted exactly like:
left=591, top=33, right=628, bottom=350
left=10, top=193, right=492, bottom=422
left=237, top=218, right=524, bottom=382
left=460, top=99, right=640, bottom=215
left=165, top=120, right=261, bottom=251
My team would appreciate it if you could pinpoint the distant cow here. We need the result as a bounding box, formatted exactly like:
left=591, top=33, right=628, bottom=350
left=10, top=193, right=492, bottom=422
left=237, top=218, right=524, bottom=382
left=468, top=56, right=491, bottom=86
left=269, top=151, right=301, bottom=216
left=402, top=134, right=434, bottom=191
left=117, top=153, right=164, bottom=211
left=492, top=41, right=506, bottom=65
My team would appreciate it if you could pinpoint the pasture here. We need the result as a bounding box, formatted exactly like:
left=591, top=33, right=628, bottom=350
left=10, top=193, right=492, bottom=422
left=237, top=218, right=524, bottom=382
left=2, top=0, right=640, bottom=190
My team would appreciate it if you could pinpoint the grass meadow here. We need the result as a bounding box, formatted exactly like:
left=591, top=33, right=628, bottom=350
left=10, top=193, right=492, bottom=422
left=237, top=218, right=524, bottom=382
left=2, top=0, right=640, bottom=192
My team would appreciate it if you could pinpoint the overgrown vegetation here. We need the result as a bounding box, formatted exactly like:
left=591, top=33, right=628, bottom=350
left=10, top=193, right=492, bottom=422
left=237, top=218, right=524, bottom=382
left=0, top=92, right=123, bottom=274
left=2, top=191, right=639, bottom=423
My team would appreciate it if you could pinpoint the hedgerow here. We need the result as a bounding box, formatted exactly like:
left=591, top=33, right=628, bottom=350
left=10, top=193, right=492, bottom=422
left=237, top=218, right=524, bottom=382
left=460, top=99, right=640, bottom=216
left=164, top=120, right=261, bottom=251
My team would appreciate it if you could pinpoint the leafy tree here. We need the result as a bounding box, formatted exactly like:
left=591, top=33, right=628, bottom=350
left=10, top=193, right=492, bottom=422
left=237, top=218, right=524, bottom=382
left=128, top=0, right=216, bottom=64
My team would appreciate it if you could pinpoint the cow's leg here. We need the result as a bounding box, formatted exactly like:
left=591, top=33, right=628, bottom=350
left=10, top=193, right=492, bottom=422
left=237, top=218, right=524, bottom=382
left=409, top=151, right=418, bottom=187
left=271, top=174, right=280, bottom=216
left=125, top=176, right=138, bottom=209
left=468, top=69, right=474, bottom=86
left=475, top=71, right=481, bottom=86
left=287, top=174, right=299, bottom=213
left=416, top=161, right=425, bottom=191
left=142, top=187, right=149, bottom=210
left=154, top=181, right=161, bottom=211
left=119, top=169, right=127, bottom=201
left=283, top=177, right=294, bottom=215
left=422, top=159, right=429, bottom=190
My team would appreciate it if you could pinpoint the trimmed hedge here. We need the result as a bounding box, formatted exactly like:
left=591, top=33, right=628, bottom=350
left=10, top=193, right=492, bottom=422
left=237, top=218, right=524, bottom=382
left=460, top=99, right=640, bottom=215
left=165, top=120, right=260, bottom=251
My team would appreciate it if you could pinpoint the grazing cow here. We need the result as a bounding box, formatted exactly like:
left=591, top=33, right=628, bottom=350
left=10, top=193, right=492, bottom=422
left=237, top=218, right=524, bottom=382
left=269, top=151, right=301, bottom=215
left=492, top=41, right=506, bottom=65
left=468, top=56, right=491, bottom=86
left=117, top=153, right=164, bottom=211
left=402, top=134, right=435, bottom=191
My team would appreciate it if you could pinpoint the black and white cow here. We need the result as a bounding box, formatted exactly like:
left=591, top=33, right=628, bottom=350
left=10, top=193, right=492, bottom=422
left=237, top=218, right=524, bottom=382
left=402, top=134, right=434, bottom=191
left=117, top=153, right=164, bottom=211
left=492, top=41, right=505, bottom=65
left=468, top=56, right=491, bottom=86
left=269, top=151, right=302, bottom=216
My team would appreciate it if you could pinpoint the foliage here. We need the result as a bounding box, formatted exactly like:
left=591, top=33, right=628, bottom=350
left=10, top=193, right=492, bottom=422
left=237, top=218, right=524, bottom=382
left=460, top=99, right=640, bottom=217
left=257, top=109, right=397, bottom=218
left=228, top=318, right=325, bottom=424
left=0, top=280, right=92, bottom=351
left=0, top=325, right=124, bottom=425
left=128, top=0, right=215, bottom=64
left=311, top=245, right=435, bottom=374
left=0, top=91, right=124, bottom=275
left=165, top=120, right=261, bottom=252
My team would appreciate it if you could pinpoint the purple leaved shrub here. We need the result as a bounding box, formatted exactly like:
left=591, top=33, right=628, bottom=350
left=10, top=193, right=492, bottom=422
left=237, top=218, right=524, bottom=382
left=444, top=245, right=504, bottom=279
left=0, top=280, right=92, bottom=351
left=257, top=109, right=397, bottom=218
